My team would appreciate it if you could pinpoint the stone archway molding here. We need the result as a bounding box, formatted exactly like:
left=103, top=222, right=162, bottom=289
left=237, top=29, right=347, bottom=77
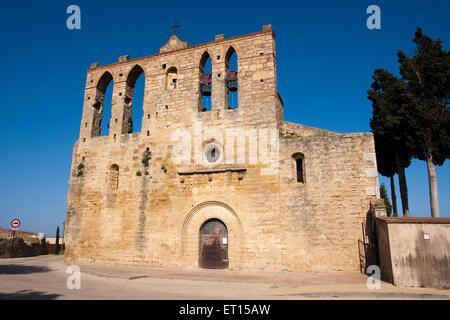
left=181, top=201, right=244, bottom=269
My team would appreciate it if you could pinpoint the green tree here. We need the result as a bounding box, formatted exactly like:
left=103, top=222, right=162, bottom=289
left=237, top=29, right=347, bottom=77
left=374, top=136, right=398, bottom=217
left=380, top=183, right=392, bottom=217
left=54, top=226, right=60, bottom=255
left=398, top=27, right=450, bottom=217
left=368, top=69, right=415, bottom=216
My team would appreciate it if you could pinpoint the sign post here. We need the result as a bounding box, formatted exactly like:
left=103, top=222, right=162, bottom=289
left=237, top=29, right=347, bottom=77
left=10, top=219, right=21, bottom=258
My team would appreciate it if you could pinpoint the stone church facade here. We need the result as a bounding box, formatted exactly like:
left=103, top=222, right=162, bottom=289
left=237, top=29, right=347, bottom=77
left=64, top=25, right=380, bottom=272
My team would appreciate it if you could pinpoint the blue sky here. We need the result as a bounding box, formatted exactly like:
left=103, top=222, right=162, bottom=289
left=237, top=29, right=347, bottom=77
left=0, top=0, right=449, bottom=236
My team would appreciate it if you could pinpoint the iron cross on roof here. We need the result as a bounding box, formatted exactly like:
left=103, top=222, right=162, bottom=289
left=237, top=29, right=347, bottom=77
left=171, top=22, right=181, bottom=35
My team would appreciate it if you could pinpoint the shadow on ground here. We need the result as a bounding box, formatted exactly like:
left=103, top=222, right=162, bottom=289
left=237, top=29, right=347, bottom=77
left=279, top=291, right=450, bottom=299
left=0, top=290, right=61, bottom=300
left=0, top=264, right=51, bottom=275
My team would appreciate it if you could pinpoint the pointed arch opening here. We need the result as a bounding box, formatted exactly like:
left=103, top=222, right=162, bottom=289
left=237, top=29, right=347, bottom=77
left=199, top=51, right=212, bottom=112
left=93, top=71, right=114, bottom=137
left=125, top=65, right=145, bottom=133
left=225, top=46, right=238, bottom=109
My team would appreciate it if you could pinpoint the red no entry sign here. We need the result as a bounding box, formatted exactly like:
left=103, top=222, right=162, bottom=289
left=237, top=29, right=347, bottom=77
left=11, top=219, right=21, bottom=229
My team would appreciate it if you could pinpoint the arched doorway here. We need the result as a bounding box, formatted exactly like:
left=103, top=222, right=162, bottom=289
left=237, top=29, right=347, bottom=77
left=199, top=219, right=228, bottom=269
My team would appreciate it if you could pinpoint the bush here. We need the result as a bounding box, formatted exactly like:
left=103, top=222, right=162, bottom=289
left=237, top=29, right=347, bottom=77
left=77, top=163, right=85, bottom=177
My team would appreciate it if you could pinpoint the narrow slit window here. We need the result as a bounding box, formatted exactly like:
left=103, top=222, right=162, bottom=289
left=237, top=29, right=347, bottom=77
left=296, top=158, right=303, bottom=183
left=293, top=153, right=305, bottom=183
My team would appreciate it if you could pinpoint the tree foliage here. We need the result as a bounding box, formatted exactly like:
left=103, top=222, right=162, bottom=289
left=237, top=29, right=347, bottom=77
left=368, top=69, right=416, bottom=162
left=380, top=183, right=392, bottom=217
left=398, top=27, right=450, bottom=166
left=368, top=69, right=414, bottom=216
left=368, top=27, right=449, bottom=217
left=397, top=27, right=450, bottom=217
left=54, top=226, right=60, bottom=255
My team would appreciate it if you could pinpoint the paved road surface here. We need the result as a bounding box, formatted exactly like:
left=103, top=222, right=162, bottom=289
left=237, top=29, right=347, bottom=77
left=0, top=255, right=449, bottom=300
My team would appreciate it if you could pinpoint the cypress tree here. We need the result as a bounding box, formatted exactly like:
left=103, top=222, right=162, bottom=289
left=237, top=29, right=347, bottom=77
left=398, top=27, right=450, bottom=217
left=374, top=135, right=398, bottom=216
left=54, top=226, right=60, bottom=255
left=368, top=69, right=415, bottom=216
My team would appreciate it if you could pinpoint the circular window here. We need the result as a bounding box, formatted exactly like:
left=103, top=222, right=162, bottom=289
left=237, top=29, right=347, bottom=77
left=203, top=143, right=223, bottom=165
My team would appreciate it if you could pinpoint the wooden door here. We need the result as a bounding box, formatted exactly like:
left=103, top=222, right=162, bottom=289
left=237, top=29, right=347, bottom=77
left=199, top=219, right=228, bottom=269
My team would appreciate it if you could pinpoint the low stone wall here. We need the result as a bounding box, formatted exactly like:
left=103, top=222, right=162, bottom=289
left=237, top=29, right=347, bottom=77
left=0, top=228, right=48, bottom=259
left=375, top=217, right=450, bottom=288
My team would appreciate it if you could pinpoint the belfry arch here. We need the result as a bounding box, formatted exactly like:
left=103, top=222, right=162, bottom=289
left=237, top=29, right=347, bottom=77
left=225, top=46, right=238, bottom=109
left=124, top=64, right=145, bottom=133
left=199, top=51, right=212, bottom=111
left=92, top=71, right=114, bottom=137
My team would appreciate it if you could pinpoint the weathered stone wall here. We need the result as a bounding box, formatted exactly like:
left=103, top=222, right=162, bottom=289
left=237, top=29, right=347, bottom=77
left=64, top=26, right=379, bottom=272
left=279, top=126, right=378, bottom=271
left=0, top=228, right=47, bottom=258
left=375, top=217, right=450, bottom=288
